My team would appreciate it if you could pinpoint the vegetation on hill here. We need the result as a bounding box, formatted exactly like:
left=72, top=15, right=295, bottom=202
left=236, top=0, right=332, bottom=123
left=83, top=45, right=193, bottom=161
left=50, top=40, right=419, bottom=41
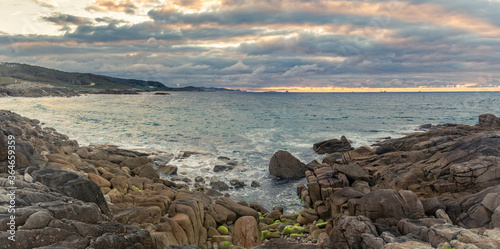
left=0, top=62, right=197, bottom=91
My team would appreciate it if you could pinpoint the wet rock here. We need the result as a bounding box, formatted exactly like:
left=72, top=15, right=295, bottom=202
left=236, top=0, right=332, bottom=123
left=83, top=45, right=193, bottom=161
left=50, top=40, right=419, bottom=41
left=158, top=164, right=178, bottom=175
left=229, top=179, right=245, bottom=189
left=211, top=181, right=230, bottom=191
left=249, top=202, right=269, bottom=214
left=250, top=181, right=260, bottom=187
left=195, top=176, right=205, bottom=183
left=214, top=165, right=234, bottom=172
left=269, top=150, right=307, bottom=179
left=232, top=216, right=261, bottom=248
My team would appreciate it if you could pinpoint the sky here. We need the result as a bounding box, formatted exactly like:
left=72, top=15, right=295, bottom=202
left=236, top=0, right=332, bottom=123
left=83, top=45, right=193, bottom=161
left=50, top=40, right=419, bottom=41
left=1, top=0, right=500, bottom=92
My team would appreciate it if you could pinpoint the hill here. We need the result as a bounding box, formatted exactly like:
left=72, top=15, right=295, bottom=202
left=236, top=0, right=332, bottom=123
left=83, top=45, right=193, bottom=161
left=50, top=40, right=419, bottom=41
left=0, top=62, right=210, bottom=96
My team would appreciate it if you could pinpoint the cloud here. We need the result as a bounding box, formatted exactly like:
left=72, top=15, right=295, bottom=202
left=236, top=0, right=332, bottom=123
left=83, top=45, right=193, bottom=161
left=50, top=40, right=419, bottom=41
left=33, top=0, right=59, bottom=8
left=282, top=64, right=321, bottom=77
left=2, top=0, right=500, bottom=90
left=42, top=13, right=93, bottom=26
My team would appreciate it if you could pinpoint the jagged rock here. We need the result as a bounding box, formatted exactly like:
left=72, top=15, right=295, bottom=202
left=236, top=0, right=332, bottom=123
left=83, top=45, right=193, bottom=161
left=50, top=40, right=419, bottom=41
left=249, top=202, right=269, bottom=214
left=381, top=241, right=433, bottom=249
left=216, top=197, right=259, bottom=220
left=421, top=197, right=447, bottom=216
left=355, top=190, right=425, bottom=221
left=207, top=204, right=237, bottom=224
left=158, top=164, right=178, bottom=175
left=119, top=156, right=149, bottom=169
left=492, top=206, right=500, bottom=228
left=331, top=163, right=372, bottom=182
left=297, top=208, right=319, bottom=225
left=313, top=136, right=353, bottom=155
left=269, top=150, right=307, bottom=179
left=232, top=216, right=261, bottom=248
left=321, top=215, right=384, bottom=249
left=254, top=238, right=319, bottom=249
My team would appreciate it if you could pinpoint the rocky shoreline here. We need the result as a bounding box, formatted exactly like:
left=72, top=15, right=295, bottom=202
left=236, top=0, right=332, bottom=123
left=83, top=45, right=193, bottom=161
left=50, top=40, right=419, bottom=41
left=1, top=110, right=500, bottom=249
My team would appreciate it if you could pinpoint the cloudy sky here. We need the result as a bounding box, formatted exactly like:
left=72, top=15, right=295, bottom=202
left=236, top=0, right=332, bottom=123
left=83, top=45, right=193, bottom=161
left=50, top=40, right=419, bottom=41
left=1, top=0, right=500, bottom=92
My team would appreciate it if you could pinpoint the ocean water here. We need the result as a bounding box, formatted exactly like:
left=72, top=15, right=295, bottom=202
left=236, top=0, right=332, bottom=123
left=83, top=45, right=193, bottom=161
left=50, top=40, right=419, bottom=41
left=1, top=91, right=500, bottom=213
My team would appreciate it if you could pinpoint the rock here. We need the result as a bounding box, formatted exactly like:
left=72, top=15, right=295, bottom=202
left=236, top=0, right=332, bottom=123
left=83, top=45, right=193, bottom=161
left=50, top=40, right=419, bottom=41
left=0, top=132, right=7, bottom=161
left=451, top=156, right=500, bottom=190
left=21, top=210, right=53, bottom=230
left=352, top=180, right=371, bottom=194
left=381, top=241, right=434, bottom=249
left=435, top=209, right=453, bottom=224
left=230, top=179, right=245, bottom=189
left=313, top=136, right=352, bottom=154
left=214, top=165, right=234, bottom=172
left=158, top=164, right=178, bottom=175
left=212, top=181, right=230, bottom=191
left=207, top=204, right=237, bottom=224
left=297, top=208, right=319, bottom=225
left=251, top=181, right=260, bottom=187
left=232, top=216, right=261, bottom=248
left=478, top=113, right=500, bottom=127
left=355, top=189, right=425, bottom=221
left=421, top=197, right=446, bottom=216
left=249, top=202, right=269, bottom=214
left=322, top=215, right=384, bottom=249
left=88, top=172, right=111, bottom=188
left=119, top=156, right=149, bottom=169
left=492, top=206, right=500, bottom=228
left=195, top=176, right=205, bottom=183
left=216, top=197, right=259, bottom=220
left=110, top=175, right=130, bottom=194
left=331, top=163, right=371, bottom=182
left=208, top=227, right=220, bottom=237
left=132, top=163, right=160, bottom=179
left=481, top=192, right=500, bottom=212
left=217, top=225, right=229, bottom=235
left=269, top=150, right=307, bottom=179
left=254, top=238, right=319, bottom=249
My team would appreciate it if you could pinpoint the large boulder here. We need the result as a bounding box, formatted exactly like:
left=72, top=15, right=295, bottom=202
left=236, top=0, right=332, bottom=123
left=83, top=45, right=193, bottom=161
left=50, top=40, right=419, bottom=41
left=313, top=136, right=353, bottom=154
left=269, top=150, right=307, bottom=179
left=478, top=113, right=500, bottom=128
left=232, top=216, right=261, bottom=248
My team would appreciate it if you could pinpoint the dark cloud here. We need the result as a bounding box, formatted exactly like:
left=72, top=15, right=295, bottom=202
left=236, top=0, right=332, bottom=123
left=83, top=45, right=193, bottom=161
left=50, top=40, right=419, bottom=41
left=2, top=0, right=500, bottom=90
left=42, top=13, right=93, bottom=26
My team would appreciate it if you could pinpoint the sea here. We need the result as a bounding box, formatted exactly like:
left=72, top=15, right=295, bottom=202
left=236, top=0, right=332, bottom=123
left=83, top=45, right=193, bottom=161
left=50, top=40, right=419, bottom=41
left=1, top=91, right=499, bottom=213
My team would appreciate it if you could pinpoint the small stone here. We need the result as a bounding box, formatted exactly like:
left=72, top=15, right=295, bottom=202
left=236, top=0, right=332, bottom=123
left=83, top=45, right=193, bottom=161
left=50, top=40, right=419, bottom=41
left=195, top=176, right=205, bottom=183
left=251, top=181, right=261, bottom=187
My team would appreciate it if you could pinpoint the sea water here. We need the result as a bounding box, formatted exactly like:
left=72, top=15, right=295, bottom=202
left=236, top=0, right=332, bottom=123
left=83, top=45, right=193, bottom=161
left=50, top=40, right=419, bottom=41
left=1, top=91, right=499, bottom=213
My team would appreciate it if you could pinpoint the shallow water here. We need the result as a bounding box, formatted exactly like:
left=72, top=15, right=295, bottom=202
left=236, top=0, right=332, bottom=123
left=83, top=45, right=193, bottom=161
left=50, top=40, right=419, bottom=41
left=2, top=91, right=499, bottom=212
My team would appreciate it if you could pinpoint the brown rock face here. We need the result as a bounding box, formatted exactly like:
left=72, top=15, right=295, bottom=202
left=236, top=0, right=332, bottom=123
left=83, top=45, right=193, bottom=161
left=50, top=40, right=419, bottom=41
left=478, top=113, right=500, bottom=127
left=269, top=150, right=307, bottom=179
left=355, top=189, right=425, bottom=221
left=232, top=216, right=262, bottom=248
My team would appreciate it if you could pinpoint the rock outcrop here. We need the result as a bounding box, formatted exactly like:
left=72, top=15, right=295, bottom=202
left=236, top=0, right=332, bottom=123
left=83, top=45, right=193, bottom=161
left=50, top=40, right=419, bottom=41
left=269, top=150, right=307, bottom=179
